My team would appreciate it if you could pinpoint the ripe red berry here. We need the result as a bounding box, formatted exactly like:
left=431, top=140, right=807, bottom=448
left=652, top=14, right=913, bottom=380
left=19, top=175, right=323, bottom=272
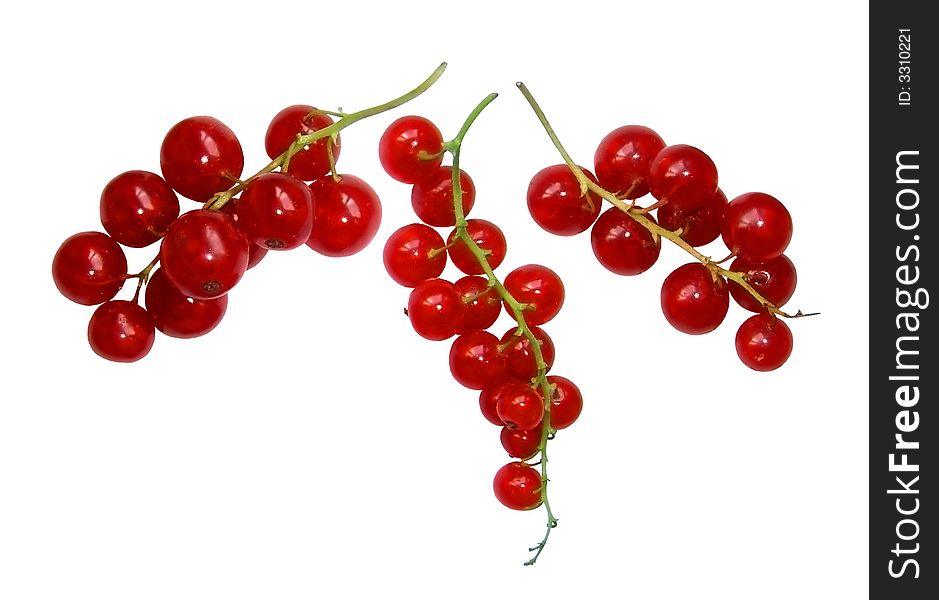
left=52, top=232, right=127, bottom=305
left=160, top=210, right=249, bottom=300
left=455, top=276, right=501, bottom=333
left=411, top=166, right=475, bottom=227
left=503, top=265, right=565, bottom=326
left=499, top=326, right=555, bottom=381
left=735, top=314, right=793, bottom=371
left=591, top=207, right=661, bottom=276
left=160, top=116, right=244, bottom=202
left=407, top=279, right=465, bottom=341
left=657, top=188, right=728, bottom=247
left=265, top=105, right=340, bottom=182
left=237, top=173, right=314, bottom=250
left=526, top=164, right=602, bottom=236
left=449, top=330, right=506, bottom=390
left=648, top=144, right=718, bottom=213
left=217, top=198, right=268, bottom=269
left=721, top=192, right=793, bottom=262
left=379, top=115, right=444, bottom=184
left=546, top=375, right=583, bottom=430
left=144, top=268, right=228, bottom=339
left=447, top=219, right=507, bottom=275
left=500, top=425, right=542, bottom=460
left=479, top=379, right=523, bottom=426
left=493, top=462, right=543, bottom=511
left=728, top=254, right=797, bottom=312
left=382, top=223, right=447, bottom=288
left=99, top=171, right=180, bottom=248
left=307, top=174, right=382, bottom=257
left=495, top=383, right=544, bottom=431
left=593, top=125, right=666, bottom=199
left=87, top=300, right=155, bottom=362
left=660, top=263, right=729, bottom=334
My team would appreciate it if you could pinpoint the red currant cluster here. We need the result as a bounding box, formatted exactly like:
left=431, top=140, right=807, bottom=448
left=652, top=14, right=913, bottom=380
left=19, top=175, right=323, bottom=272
left=378, top=97, right=581, bottom=565
left=51, top=67, right=447, bottom=361
left=519, top=83, right=806, bottom=371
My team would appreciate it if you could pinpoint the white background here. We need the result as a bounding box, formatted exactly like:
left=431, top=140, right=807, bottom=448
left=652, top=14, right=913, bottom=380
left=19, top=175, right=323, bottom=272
left=0, top=1, right=868, bottom=598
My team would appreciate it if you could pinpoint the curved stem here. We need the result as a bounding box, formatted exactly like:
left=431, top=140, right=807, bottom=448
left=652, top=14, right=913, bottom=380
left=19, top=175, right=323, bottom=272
left=516, top=82, right=812, bottom=320
left=446, top=93, right=558, bottom=565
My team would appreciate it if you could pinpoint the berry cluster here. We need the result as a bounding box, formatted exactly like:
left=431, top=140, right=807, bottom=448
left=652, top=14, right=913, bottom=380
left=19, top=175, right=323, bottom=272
left=379, top=96, right=581, bottom=565
left=51, top=65, right=447, bottom=362
left=519, top=83, right=808, bottom=371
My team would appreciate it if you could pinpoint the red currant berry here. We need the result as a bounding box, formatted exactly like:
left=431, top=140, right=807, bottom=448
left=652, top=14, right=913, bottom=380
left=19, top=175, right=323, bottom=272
left=546, top=375, right=583, bottom=430
left=660, top=263, right=729, bottom=334
left=87, top=300, right=155, bottom=362
left=217, top=198, right=268, bottom=269
left=455, top=276, right=501, bottom=333
left=379, top=115, right=444, bottom=184
left=383, top=223, right=447, bottom=287
left=237, top=173, right=314, bottom=250
left=721, top=192, right=793, bottom=262
left=307, top=174, right=382, bottom=257
left=160, top=116, right=244, bottom=202
left=143, top=268, right=228, bottom=339
left=52, top=232, right=127, bottom=305
left=493, top=462, right=542, bottom=511
left=591, top=207, right=661, bottom=276
left=526, top=164, right=602, bottom=236
left=160, top=210, right=249, bottom=300
left=503, top=265, right=565, bottom=326
left=735, top=314, right=793, bottom=371
left=411, top=166, right=475, bottom=227
left=449, top=330, right=506, bottom=390
left=447, top=219, right=507, bottom=275
left=499, top=326, right=555, bottom=381
left=265, top=105, right=340, bottom=182
left=593, top=125, right=666, bottom=199
left=406, top=279, right=465, bottom=341
left=500, top=424, right=543, bottom=460
left=496, top=383, right=544, bottom=431
left=648, top=144, right=718, bottom=212
left=480, top=379, right=523, bottom=426
left=100, top=171, right=180, bottom=248
left=728, top=254, right=797, bottom=312
left=657, top=188, right=727, bottom=247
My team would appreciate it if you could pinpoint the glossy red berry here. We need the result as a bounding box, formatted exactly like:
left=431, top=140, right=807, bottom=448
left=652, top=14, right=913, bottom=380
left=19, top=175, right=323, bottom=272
left=493, top=462, right=542, bottom=511
left=379, top=115, right=444, bottom=183
left=526, top=164, right=602, bottom=236
left=546, top=375, right=583, bottom=430
left=593, top=125, right=666, bottom=199
left=160, top=210, right=249, bottom=300
left=728, top=254, right=797, bottom=312
left=447, top=219, right=507, bottom=275
left=657, top=188, right=728, bottom=247
left=449, top=330, right=506, bottom=390
left=660, top=263, right=729, bottom=334
left=265, top=105, right=339, bottom=182
left=100, top=171, right=180, bottom=248
left=591, top=207, right=661, bottom=276
left=217, top=198, right=268, bottom=269
left=503, top=265, right=565, bottom=326
left=648, top=144, right=718, bottom=212
left=143, top=268, right=228, bottom=339
left=237, top=173, right=314, bottom=250
left=382, top=223, right=447, bottom=288
left=411, top=166, right=475, bottom=227
left=307, top=174, right=382, bottom=257
left=160, top=116, right=244, bottom=202
left=500, top=425, right=542, bottom=460
left=721, top=192, right=793, bottom=262
left=406, top=279, right=465, bottom=341
left=455, top=276, right=501, bottom=333
left=495, top=383, right=544, bottom=431
left=87, top=300, right=155, bottom=362
left=52, top=232, right=127, bottom=305
left=499, top=326, right=556, bottom=381
left=735, top=314, right=793, bottom=371
left=479, top=379, right=523, bottom=426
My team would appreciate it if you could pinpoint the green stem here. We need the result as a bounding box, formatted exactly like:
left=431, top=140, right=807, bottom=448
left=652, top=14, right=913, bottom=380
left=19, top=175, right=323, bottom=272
left=204, top=62, right=448, bottom=211
left=446, top=93, right=558, bottom=566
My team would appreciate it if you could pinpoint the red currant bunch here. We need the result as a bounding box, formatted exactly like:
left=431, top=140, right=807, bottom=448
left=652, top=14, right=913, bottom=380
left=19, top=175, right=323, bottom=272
left=519, top=83, right=809, bottom=372
left=379, top=97, right=581, bottom=565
